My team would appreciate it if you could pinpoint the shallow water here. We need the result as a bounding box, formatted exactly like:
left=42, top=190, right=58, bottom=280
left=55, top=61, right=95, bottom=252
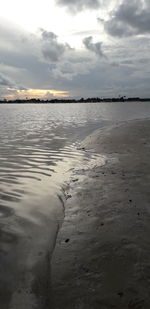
left=0, top=102, right=150, bottom=307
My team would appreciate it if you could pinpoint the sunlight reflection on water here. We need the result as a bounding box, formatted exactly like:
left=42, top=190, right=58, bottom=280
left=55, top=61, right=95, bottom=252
left=0, top=102, right=150, bottom=307
left=0, top=102, right=150, bottom=228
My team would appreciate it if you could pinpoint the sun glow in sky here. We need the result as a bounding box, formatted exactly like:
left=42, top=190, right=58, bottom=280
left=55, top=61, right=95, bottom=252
left=5, top=88, right=69, bottom=100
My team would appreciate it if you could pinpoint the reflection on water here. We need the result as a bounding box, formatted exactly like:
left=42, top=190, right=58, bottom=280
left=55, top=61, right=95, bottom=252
left=0, top=102, right=150, bottom=307
left=1, top=102, right=150, bottom=217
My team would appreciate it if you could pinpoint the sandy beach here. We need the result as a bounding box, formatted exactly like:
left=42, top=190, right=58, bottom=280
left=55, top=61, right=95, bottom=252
left=51, top=119, right=150, bottom=309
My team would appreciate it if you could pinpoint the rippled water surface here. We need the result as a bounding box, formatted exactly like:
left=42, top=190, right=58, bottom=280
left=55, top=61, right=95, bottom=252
left=0, top=102, right=150, bottom=307
left=1, top=102, right=150, bottom=232
left=1, top=102, right=150, bottom=214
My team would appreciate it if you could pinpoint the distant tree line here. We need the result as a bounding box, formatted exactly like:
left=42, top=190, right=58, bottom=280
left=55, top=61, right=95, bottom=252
left=0, top=97, right=150, bottom=104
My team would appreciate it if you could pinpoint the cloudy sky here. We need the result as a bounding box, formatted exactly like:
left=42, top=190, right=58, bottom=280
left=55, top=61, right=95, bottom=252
left=0, top=0, right=150, bottom=99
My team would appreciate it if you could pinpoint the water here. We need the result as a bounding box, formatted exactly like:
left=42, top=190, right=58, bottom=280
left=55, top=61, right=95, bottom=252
left=0, top=102, right=150, bottom=307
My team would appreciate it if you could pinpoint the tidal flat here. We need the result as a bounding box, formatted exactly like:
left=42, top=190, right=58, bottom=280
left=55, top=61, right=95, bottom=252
left=52, top=119, right=150, bottom=309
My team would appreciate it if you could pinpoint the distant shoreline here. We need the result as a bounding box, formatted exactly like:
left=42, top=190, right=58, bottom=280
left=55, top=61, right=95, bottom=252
left=0, top=97, right=150, bottom=104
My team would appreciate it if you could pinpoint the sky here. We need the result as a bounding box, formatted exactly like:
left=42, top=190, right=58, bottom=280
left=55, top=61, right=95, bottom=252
left=0, top=0, right=150, bottom=99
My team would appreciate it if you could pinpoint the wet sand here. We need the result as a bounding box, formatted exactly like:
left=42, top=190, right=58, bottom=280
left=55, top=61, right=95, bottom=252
left=51, top=119, right=150, bottom=309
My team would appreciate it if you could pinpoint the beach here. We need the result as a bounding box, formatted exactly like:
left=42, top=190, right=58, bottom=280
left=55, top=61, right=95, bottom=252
left=1, top=104, right=150, bottom=308
left=51, top=119, right=150, bottom=309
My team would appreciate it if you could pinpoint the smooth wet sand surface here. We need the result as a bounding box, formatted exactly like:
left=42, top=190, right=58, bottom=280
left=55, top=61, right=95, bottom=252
left=51, top=120, right=150, bottom=309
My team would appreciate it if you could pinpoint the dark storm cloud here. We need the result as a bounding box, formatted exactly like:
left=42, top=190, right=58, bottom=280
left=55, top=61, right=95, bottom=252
left=121, top=60, right=134, bottom=65
left=104, top=0, right=150, bottom=37
left=40, top=29, right=72, bottom=62
left=83, top=36, right=106, bottom=58
left=138, top=58, right=150, bottom=64
left=0, top=23, right=77, bottom=92
left=0, top=73, right=27, bottom=99
left=57, top=58, right=147, bottom=98
left=42, top=45, right=66, bottom=62
left=0, top=73, right=14, bottom=88
left=40, top=29, right=57, bottom=41
left=1, top=19, right=150, bottom=99
left=56, top=0, right=100, bottom=11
